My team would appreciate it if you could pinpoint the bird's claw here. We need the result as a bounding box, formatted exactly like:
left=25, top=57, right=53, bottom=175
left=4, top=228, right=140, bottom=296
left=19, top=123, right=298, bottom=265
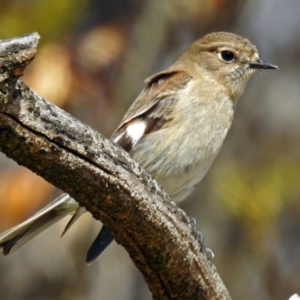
left=189, top=216, right=214, bottom=261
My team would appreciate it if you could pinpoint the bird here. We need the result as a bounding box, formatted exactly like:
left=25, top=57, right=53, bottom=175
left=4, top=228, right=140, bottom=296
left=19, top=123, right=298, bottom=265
left=0, top=32, right=278, bottom=264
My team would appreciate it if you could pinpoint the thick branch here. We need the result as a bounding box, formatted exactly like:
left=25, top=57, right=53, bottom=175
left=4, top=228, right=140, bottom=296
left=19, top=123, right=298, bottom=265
left=0, top=33, right=231, bottom=300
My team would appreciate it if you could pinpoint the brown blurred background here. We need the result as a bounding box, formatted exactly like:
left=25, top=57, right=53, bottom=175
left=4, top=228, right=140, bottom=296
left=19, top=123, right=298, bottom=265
left=0, top=0, right=299, bottom=299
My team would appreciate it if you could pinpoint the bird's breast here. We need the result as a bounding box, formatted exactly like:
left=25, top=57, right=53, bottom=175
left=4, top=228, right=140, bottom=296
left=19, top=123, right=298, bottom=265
left=131, top=87, right=234, bottom=203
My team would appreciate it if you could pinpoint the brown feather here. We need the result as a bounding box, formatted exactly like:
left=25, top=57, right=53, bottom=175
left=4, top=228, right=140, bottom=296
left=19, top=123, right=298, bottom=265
left=111, top=70, right=192, bottom=151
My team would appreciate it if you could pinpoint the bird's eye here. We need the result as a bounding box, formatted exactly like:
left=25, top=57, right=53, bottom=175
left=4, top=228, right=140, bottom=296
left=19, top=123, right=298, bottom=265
left=219, top=50, right=235, bottom=63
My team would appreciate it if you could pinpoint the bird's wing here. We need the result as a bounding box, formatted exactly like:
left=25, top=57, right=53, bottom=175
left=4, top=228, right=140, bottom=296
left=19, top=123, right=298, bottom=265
left=0, top=194, right=78, bottom=255
left=111, top=70, right=192, bottom=151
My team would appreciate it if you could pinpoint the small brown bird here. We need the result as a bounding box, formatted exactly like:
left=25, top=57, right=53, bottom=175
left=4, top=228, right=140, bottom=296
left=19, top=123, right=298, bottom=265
left=0, top=32, right=277, bottom=263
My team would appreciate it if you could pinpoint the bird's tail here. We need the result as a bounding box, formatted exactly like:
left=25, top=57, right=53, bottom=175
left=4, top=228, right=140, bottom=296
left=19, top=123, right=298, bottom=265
left=0, top=193, right=78, bottom=255
left=86, top=226, right=114, bottom=264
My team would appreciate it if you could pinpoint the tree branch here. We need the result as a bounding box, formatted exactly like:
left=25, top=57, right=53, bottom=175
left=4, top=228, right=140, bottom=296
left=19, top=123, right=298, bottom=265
left=0, top=33, right=231, bottom=300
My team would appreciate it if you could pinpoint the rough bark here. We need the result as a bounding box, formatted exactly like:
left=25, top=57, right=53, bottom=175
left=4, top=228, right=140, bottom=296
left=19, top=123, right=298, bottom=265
left=0, top=33, right=231, bottom=300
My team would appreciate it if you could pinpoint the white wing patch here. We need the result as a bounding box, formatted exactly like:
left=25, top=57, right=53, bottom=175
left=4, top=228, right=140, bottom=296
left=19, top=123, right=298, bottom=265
left=126, top=120, right=147, bottom=145
left=113, top=119, right=147, bottom=147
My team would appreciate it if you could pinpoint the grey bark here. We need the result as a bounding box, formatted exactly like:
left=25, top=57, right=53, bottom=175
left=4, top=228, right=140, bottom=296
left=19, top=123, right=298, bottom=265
left=0, top=33, right=231, bottom=300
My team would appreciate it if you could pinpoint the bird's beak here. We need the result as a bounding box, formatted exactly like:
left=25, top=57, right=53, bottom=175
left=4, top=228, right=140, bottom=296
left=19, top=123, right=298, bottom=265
left=249, top=59, right=278, bottom=70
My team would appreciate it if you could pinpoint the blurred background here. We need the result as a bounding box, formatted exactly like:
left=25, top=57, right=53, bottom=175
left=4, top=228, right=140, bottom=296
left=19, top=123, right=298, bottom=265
left=0, top=0, right=299, bottom=299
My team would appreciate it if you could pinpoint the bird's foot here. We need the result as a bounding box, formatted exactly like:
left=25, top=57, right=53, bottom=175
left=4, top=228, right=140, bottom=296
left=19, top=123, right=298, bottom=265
left=188, top=216, right=214, bottom=261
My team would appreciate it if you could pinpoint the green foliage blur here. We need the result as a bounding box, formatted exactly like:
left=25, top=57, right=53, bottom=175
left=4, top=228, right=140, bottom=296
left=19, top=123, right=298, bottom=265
left=0, top=0, right=87, bottom=41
